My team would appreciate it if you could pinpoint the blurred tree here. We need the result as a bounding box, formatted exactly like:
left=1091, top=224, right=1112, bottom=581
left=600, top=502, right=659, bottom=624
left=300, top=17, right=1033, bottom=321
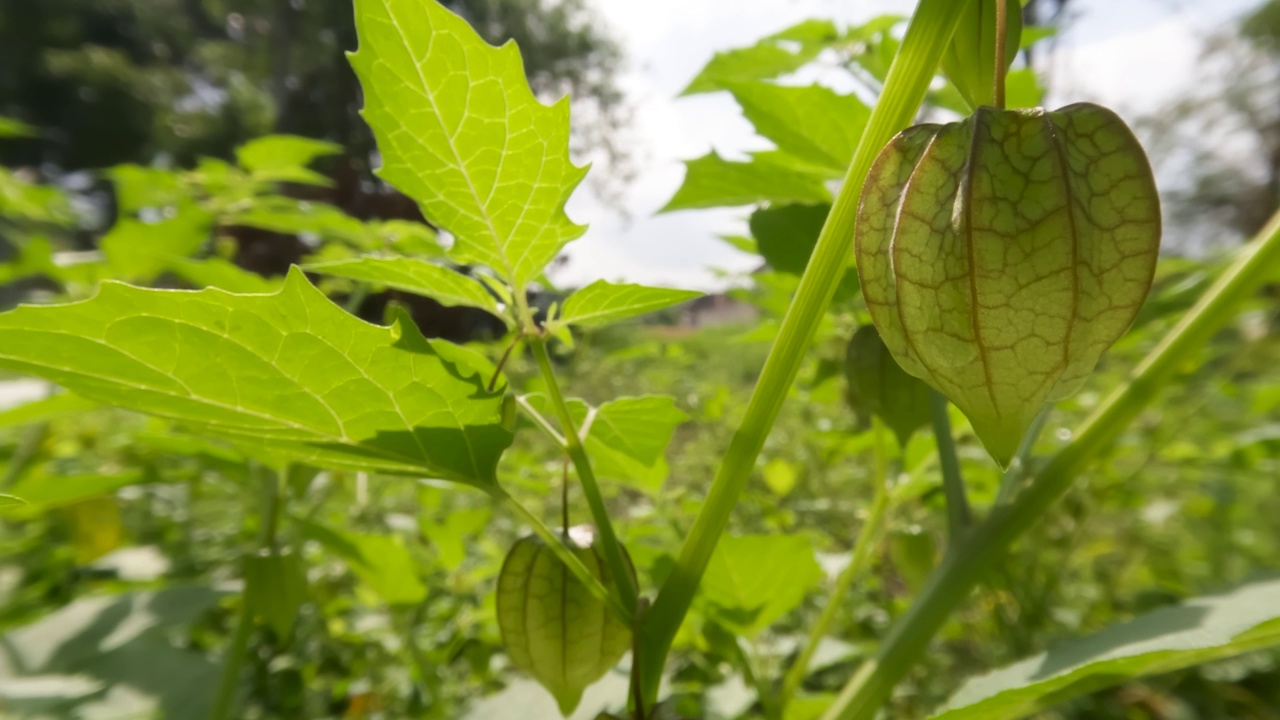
left=0, top=0, right=627, bottom=184
left=1139, top=0, right=1280, bottom=252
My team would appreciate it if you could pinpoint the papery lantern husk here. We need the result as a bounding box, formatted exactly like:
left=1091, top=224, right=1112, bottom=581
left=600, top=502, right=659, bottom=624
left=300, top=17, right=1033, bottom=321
left=855, top=103, right=1161, bottom=466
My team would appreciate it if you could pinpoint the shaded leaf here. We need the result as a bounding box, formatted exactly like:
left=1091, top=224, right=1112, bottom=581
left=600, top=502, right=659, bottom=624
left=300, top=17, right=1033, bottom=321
left=750, top=203, right=831, bottom=275
left=0, top=392, right=101, bottom=429
left=559, top=280, right=702, bottom=328
left=5, top=472, right=150, bottom=514
left=0, top=268, right=513, bottom=484
left=243, top=550, right=308, bottom=639
left=932, top=577, right=1280, bottom=720
left=351, top=0, right=586, bottom=286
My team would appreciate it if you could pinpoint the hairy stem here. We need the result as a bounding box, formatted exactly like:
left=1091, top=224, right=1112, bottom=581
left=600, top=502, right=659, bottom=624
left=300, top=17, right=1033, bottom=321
left=821, top=209, right=1280, bottom=719
left=638, top=0, right=978, bottom=703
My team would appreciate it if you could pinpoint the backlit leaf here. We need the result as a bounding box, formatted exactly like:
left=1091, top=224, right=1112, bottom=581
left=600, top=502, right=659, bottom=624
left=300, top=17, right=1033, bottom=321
left=681, top=20, right=836, bottom=95
left=304, top=257, right=502, bottom=315
left=726, top=82, right=869, bottom=172
left=661, top=152, right=830, bottom=212
left=296, top=518, right=428, bottom=605
left=350, top=0, right=586, bottom=286
left=0, top=268, right=513, bottom=485
left=558, top=280, right=702, bottom=328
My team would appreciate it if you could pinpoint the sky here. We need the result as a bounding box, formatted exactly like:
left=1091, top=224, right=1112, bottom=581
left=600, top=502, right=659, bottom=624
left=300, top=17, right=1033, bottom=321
left=551, top=0, right=1264, bottom=291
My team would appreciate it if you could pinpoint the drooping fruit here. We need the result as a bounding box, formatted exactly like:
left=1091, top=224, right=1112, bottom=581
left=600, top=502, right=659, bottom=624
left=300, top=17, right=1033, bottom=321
left=855, top=104, right=1161, bottom=466
left=941, top=0, right=1023, bottom=110
left=496, top=531, right=634, bottom=716
left=844, top=324, right=931, bottom=448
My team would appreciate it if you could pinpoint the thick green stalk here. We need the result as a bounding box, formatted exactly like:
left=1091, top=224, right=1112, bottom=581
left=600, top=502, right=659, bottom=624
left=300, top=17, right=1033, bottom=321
left=528, top=337, right=639, bottom=613
left=821, top=209, right=1280, bottom=719
left=638, top=0, right=977, bottom=702
left=930, top=391, right=970, bottom=544
left=778, top=423, right=893, bottom=712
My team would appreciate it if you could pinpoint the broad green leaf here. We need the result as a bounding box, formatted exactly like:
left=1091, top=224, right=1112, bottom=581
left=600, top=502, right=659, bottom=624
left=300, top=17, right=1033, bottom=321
left=4, top=472, right=150, bottom=514
left=99, top=207, right=213, bottom=282
left=0, top=587, right=224, bottom=719
left=0, top=169, right=75, bottom=226
left=304, top=257, right=502, bottom=315
left=0, top=267, right=513, bottom=484
left=109, top=164, right=187, bottom=213
left=296, top=518, right=428, bottom=605
left=931, top=577, right=1280, bottom=720
left=420, top=505, right=490, bottom=571
left=681, top=20, right=836, bottom=95
left=168, top=257, right=281, bottom=293
left=856, top=105, right=1161, bottom=466
left=235, top=134, right=342, bottom=186
left=0, top=392, right=100, bottom=429
left=725, top=82, right=869, bottom=172
left=749, top=203, right=831, bottom=275
left=661, top=152, right=830, bottom=212
left=700, top=534, right=822, bottom=637
left=350, top=0, right=586, bottom=286
left=558, top=280, right=702, bottom=328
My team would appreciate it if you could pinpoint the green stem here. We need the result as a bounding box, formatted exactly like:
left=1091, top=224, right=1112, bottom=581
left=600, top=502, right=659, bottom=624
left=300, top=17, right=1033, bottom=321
left=210, top=465, right=281, bottom=720
left=494, top=486, right=632, bottom=624
left=994, top=0, right=1008, bottom=109
left=528, top=336, right=639, bottom=613
left=994, top=407, right=1049, bottom=506
left=820, top=209, right=1280, bottom=720
left=515, top=394, right=566, bottom=446
left=638, top=0, right=977, bottom=703
left=929, top=391, right=970, bottom=545
left=779, top=422, right=893, bottom=712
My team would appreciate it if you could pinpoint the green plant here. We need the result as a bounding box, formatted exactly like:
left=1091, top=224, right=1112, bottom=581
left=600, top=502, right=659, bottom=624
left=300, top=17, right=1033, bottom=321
left=1, top=1, right=1279, bottom=719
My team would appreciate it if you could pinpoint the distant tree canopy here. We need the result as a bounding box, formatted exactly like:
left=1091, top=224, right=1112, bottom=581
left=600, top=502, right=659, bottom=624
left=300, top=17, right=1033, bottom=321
left=0, top=0, right=624, bottom=175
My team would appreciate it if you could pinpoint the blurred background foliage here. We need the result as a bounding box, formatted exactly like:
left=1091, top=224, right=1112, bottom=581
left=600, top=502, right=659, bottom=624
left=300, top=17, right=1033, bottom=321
left=0, top=1, right=1279, bottom=719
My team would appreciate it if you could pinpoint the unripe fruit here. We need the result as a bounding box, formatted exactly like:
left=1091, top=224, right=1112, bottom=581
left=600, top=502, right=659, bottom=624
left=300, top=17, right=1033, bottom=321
left=856, top=104, right=1161, bottom=466
left=496, top=531, right=634, bottom=716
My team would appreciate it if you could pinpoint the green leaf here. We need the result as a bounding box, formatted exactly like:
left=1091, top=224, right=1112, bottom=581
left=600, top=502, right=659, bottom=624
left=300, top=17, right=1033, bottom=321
left=109, top=165, right=187, bottom=213
left=350, top=0, right=586, bottom=286
left=295, top=518, right=428, bottom=605
left=661, top=152, right=831, bottom=212
left=235, top=134, right=342, bottom=186
left=4, top=471, right=150, bottom=514
left=0, top=268, right=513, bottom=485
left=558, top=280, right=702, bottom=328
left=243, top=550, right=308, bottom=639
left=761, top=457, right=800, bottom=496
left=0, top=392, right=100, bottom=429
left=304, top=257, right=502, bottom=315
left=167, top=257, right=281, bottom=293
left=700, top=534, right=822, bottom=637
left=931, top=577, right=1280, bottom=720
left=682, top=21, right=835, bottom=95
left=228, top=197, right=372, bottom=246
left=581, top=396, right=688, bottom=494
left=726, top=82, right=870, bottom=172
left=750, top=203, right=831, bottom=275
left=99, top=207, right=213, bottom=282
left=420, top=505, right=490, bottom=571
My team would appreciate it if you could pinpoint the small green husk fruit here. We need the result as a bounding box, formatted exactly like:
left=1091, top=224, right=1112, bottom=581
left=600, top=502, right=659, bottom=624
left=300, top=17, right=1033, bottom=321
left=855, top=103, right=1161, bottom=466
left=496, top=531, right=634, bottom=716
